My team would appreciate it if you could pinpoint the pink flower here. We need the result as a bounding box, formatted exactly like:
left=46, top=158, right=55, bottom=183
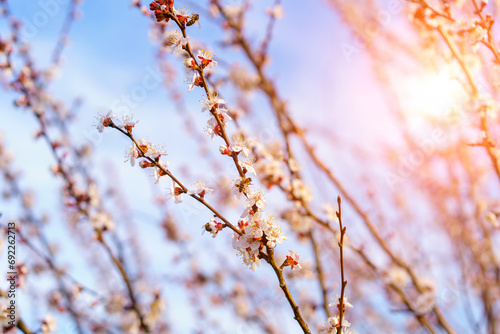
left=204, top=218, right=224, bottom=237
left=183, top=57, right=197, bottom=69
left=230, top=143, right=250, bottom=157
left=169, top=180, right=184, bottom=203
left=329, top=296, right=354, bottom=310
left=197, top=50, right=217, bottom=70
left=188, top=72, right=203, bottom=92
left=122, top=117, right=139, bottom=132
left=166, top=30, right=189, bottom=53
left=174, top=7, right=190, bottom=25
left=239, top=161, right=256, bottom=176
left=187, top=181, right=213, bottom=198
left=97, top=110, right=114, bottom=132
left=126, top=145, right=140, bottom=166
left=265, top=223, right=286, bottom=248
left=285, top=250, right=302, bottom=271
left=201, top=94, right=226, bottom=112
left=132, top=139, right=167, bottom=160
left=154, top=161, right=170, bottom=183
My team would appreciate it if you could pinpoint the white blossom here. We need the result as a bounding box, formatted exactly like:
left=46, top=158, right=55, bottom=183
left=91, top=212, right=114, bottom=231
left=291, top=179, right=313, bottom=203
left=41, top=314, right=57, bottom=334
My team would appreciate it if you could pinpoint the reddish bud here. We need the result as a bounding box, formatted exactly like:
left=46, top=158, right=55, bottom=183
left=149, top=0, right=173, bottom=22
left=102, top=117, right=112, bottom=127
left=219, top=145, right=230, bottom=155
left=214, top=125, right=223, bottom=137
left=174, top=186, right=183, bottom=196
left=139, top=160, right=154, bottom=168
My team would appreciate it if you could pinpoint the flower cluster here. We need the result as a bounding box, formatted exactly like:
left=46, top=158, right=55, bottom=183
left=125, top=138, right=168, bottom=180
left=240, top=189, right=266, bottom=217
left=228, top=65, right=259, bottom=92
left=149, top=0, right=175, bottom=22
left=203, top=95, right=232, bottom=140
left=144, top=1, right=307, bottom=328
left=290, top=179, right=313, bottom=203
left=283, top=208, right=313, bottom=235
left=91, top=212, right=115, bottom=233
left=414, top=277, right=437, bottom=315
left=188, top=180, right=214, bottom=199
left=231, top=215, right=286, bottom=271
left=165, top=30, right=189, bottom=53
left=184, top=50, right=218, bottom=92
left=97, top=111, right=139, bottom=134
left=220, top=135, right=251, bottom=157
left=320, top=296, right=354, bottom=333
left=144, top=291, right=165, bottom=328
left=386, top=266, right=411, bottom=289
left=98, top=114, right=218, bottom=204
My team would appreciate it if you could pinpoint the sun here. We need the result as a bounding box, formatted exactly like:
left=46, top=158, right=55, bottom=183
left=398, top=65, right=467, bottom=123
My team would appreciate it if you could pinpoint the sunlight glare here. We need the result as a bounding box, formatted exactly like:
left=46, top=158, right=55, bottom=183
left=399, top=66, right=466, bottom=122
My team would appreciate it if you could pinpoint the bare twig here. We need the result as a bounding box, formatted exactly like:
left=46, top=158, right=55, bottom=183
left=265, top=248, right=311, bottom=334
left=336, top=196, right=348, bottom=334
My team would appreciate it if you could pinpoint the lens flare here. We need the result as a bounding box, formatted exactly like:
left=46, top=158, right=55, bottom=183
left=399, top=66, right=467, bottom=122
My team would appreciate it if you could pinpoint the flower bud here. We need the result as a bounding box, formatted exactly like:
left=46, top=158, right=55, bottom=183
left=183, top=58, right=197, bottom=69
left=219, top=144, right=230, bottom=155
left=139, top=160, right=154, bottom=168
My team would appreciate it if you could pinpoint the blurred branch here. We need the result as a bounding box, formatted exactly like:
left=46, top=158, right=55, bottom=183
left=310, top=230, right=331, bottom=318
left=51, top=0, right=81, bottom=66
left=17, top=318, right=33, bottom=334
left=98, top=235, right=151, bottom=333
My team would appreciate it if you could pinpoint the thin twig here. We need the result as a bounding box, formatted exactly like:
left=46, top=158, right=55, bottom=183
left=336, top=196, right=347, bottom=334
left=265, top=248, right=311, bottom=334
